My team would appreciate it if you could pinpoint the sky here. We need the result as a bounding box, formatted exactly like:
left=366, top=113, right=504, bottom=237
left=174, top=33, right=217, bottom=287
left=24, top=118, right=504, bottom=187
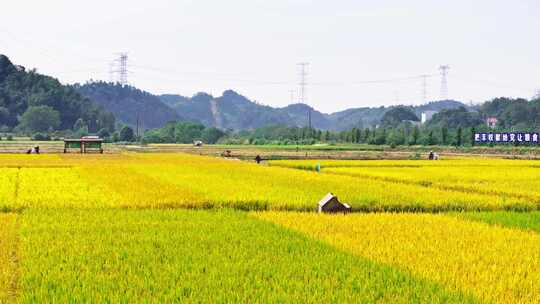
left=0, top=0, right=539, bottom=113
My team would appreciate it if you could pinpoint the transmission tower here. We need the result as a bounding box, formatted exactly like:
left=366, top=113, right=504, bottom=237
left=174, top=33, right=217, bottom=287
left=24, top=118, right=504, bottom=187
left=297, top=62, right=310, bottom=129
left=113, top=52, right=129, bottom=85
left=439, top=65, right=450, bottom=100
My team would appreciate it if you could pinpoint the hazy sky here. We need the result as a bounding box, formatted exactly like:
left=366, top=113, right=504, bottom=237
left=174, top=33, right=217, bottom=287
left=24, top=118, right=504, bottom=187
left=1, top=0, right=539, bottom=113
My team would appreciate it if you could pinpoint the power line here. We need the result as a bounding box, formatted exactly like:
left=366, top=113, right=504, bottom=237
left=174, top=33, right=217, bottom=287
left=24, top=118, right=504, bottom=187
left=439, top=65, right=450, bottom=100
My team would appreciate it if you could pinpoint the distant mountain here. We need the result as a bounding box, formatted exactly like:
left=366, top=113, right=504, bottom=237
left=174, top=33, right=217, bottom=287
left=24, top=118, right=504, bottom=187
left=159, top=90, right=469, bottom=131
left=327, top=107, right=387, bottom=130
left=75, top=81, right=179, bottom=130
left=413, top=100, right=467, bottom=115
left=159, top=94, right=190, bottom=107
left=277, top=103, right=332, bottom=130
left=163, top=90, right=294, bottom=130
left=0, top=54, right=114, bottom=132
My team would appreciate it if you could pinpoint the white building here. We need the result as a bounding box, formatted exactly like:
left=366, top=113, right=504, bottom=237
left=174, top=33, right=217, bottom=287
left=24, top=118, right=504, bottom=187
left=421, top=111, right=438, bottom=124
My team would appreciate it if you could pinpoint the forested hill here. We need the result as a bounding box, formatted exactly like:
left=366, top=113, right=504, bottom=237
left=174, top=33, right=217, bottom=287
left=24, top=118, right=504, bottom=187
left=160, top=90, right=468, bottom=131
left=74, top=81, right=180, bottom=130
left=0, top=54, right=115, bottom=132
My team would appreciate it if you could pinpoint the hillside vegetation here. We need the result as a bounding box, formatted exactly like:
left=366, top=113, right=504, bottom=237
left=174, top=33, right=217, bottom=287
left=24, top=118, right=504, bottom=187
left=0, top=55, right=114, bottom=133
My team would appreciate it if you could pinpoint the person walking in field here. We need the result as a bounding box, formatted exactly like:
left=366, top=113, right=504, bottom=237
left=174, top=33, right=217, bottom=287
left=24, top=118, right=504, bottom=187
left=255, top=155, right=262, bottom=164
left=428, top=151, right=434, bottom=160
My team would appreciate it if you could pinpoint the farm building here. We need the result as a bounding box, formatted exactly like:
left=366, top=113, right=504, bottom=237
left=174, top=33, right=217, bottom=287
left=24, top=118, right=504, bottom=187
left=64, top=136, right=103, bottom=153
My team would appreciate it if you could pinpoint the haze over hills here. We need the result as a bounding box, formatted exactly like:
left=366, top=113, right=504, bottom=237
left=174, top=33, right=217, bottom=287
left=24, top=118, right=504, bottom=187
left=77, top=81, right=471, bottom=131
left=160, top=90, right=468, bottom=131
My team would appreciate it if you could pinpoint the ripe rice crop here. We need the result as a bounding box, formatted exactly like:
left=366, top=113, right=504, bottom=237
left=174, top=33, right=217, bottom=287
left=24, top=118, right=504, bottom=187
left=269, top=158, right=539, bottom=170
left=0, top=169, right=17, bottom=211
left=1, top=152, right=539, bottom=302
left=0, top=153, right=535, bottom=211
left=15, top=167, right=115, bottom=209
left=0, top=154, right=62, bottom=167
left=255, top=211, right=540, bottom=304
left=129, top=157, right=532, bottom=212
left=270, top=158, right=540, bottom=205
left=18, top=209, right=475, bottom=303
left=0, top=213, right=18, bottom=303
left=453, top=211, right=540, bottom=233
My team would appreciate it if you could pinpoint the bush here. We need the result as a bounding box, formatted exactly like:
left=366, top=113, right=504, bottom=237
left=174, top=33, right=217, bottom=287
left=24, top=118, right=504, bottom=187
left=32, top=133, right=51, bottom=141
left=119, top=126, right=135, bottom=142
left=97, top=128, right=110, bottom=139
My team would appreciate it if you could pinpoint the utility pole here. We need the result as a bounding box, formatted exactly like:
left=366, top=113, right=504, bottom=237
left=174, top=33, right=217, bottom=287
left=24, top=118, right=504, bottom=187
left=297, top=62, right=310, bottom=129
left=439, top=65, right=450, bottom=101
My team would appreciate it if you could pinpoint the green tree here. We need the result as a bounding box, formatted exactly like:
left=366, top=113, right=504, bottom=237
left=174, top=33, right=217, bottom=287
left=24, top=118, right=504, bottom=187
left=355, top=128, right=362, bottom=143
left=19, top=106, right=60, bottom=132
left=324, top=130, right=331, bottom=142
left=456, top=127, right=462, bottom=146
left=388, top=128, right=405, bottom=146
left=380, top=106, right=419, bottom=127
left=364, top=128, right=371, bottom=143
left=201, top=127, right=225, bottom=144
left=428, top=107, right=482, bottom=129
left=119, top=126, right=135, bottom=142
left=410, top=126, right=420, bottom=145
left=427, top=130, right=435, bottom=145
left=441, top=127, right=448, bottom=145
left=374, top=128, right=387, bottom=145
left=97, top=128, right=110, bottom=139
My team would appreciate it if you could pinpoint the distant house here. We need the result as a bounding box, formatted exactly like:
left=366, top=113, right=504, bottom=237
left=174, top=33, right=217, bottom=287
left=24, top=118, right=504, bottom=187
left=486, top=117, right=498, bottom=129
left=421, top=111, right=438, bottom=124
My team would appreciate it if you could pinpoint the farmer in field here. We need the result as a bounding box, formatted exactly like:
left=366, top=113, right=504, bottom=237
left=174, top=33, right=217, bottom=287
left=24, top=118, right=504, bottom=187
left=255, top=155, right=262, bottom=164
left=428, top=151, right=434, bottom=160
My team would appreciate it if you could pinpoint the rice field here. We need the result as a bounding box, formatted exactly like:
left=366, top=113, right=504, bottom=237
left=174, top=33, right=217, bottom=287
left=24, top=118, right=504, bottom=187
left=255, top=212, right=540, bottom=304
left=0, top=153, right=538, bottom=212
left=0, top=152, right=539, bottom=302
left=18, top=209, right=475, bottom=303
